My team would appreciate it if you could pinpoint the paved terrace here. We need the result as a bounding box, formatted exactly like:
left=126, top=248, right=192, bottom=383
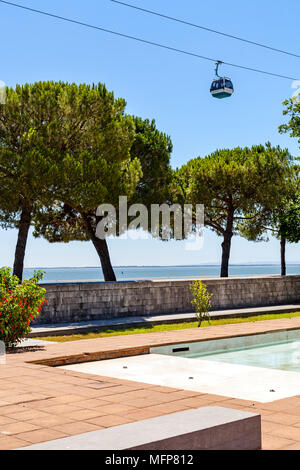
left=2, top=317, right=300, bottom=450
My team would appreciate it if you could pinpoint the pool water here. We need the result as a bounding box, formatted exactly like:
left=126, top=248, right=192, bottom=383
left=186, top=339, right=300, bottom=372
left=151, top=329, right=300, bottom=374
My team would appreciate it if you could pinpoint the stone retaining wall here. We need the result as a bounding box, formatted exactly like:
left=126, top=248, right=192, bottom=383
left=36, top=275, right=300, bottom=324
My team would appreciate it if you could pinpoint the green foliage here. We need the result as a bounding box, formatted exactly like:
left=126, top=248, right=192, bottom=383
left=174, top=144, right=293, bottom=234
left=130, top=117, right=173, bottom=207
left=0, top=82, right=173, bottom=281
left=279, top=98, right=300, bottom=144
left=190, top=280, right=213, bottom=328
left=0, top=80, right=142, bottom=226
left=49, top=83, right=140, bottom=213
left=33, top=116, right=173, bottom=277
left=30, top=83, right=144, bottom=245
left=239, top=165, right=300, bottom=245
left=0, top=82, right=75, bottom=278
left=0, top=81, right=144, bottom=280
left=0, top=267, right=46, bottom=348
left=276, top=194, right=300, bottom=243
left=172, top=144, right=294, bottom=276
left=0, top=82, right=66, bottom=216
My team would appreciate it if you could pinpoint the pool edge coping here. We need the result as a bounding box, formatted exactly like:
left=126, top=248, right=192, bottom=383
left=26, top=322, right=300, bottom=368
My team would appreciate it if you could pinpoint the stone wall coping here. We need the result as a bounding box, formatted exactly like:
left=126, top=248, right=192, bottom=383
left=40, top=274, right=300, bottom=288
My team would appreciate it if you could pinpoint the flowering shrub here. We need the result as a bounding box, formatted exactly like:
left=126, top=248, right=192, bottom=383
left=0, top=267, right=46, bottom=348
left=190, top=280, right=213, bottom=328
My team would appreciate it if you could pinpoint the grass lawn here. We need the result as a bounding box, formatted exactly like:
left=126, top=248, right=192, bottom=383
left=36, top=311, right=300, bottom=343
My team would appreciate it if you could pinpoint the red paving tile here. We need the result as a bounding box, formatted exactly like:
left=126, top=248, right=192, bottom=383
left=0, top=421, right=40, bottom=436
left=71, top=398, right=112, bottom=409
left=1, top=317, right=300, bottom=449
left=50, top=421, right=102, bottom=435
left=263, top=413, right=300, bottom=426
left=27, top=415, right=76, bottom=428
left=86, top=414, right=134, bottom=428
left=16, top=429, right=68, bottom=445
left=0, top=435, right=32, bottom=450
left=280, top=441, right=300, bottom=450
left=262, top=434, right=297, bottom=450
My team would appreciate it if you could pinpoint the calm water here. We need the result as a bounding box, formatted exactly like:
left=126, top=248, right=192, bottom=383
left=189, top=340, right=300, bottom=372
left=22, top=264, right=300, bottom=283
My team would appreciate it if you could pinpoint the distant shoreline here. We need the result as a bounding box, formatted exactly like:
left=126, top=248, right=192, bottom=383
left=21, top=264, right=300, bottom=282
left=23, top=263, right=300, bottom=269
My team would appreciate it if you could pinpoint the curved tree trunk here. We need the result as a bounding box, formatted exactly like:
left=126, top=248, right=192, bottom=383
left=82, top=214, right=116, bottom=282
left=91, top=237, right=117, bottom=282
left=13, top=204, right=32, bottom=282
left=220, top=207, right=234, bottom=278
left=281, top=236, right=286, bottom=276
left=221, top=231, right=233, bottom=278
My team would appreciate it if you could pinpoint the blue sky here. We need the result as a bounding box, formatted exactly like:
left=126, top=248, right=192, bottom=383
left=0, top=0, right=300, bottom=268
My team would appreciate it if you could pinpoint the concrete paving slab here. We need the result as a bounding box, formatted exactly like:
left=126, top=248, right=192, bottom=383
left=19, top=406, right=261, bottom=450
left=60, top=352, right=300, bottom=403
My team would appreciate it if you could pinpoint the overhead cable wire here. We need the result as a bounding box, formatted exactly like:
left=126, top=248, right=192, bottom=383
left=111, top=0, right=300, bottom=60
left=0, top=0, right=298, bottom=80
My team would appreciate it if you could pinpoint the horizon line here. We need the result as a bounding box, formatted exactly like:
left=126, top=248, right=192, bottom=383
left=22, top=262, right=300, bottom=269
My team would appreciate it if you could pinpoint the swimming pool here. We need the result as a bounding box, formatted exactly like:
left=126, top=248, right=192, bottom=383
left=60, top=329, right=300, bottom=403
left=151, top=329, right=300, bottom=373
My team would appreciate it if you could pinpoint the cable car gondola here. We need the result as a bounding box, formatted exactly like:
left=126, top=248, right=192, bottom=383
left=210, top=61, right=234, bottom=99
